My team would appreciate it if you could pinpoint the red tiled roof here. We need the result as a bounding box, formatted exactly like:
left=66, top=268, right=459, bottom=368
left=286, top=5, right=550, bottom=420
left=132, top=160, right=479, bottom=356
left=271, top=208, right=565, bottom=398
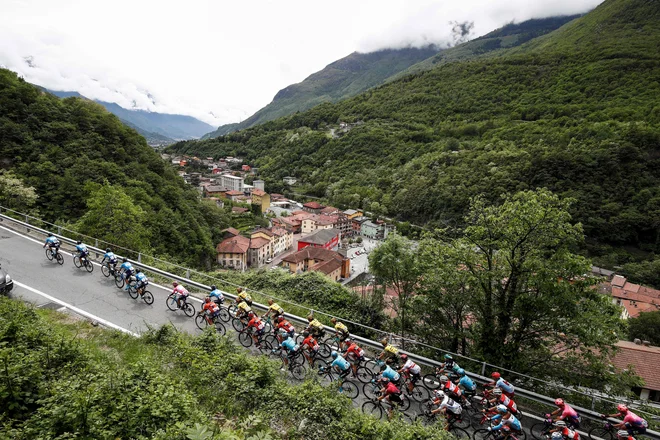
left=311, top=257, right=342, bottom=275
left=225, top=190, right=244, bottom=196
left=216, top=236, right=250, bottom=254
left=252, top=189, right=267, bottom=196
left=621, top=300, right=659, bottom=318
left=611, top=341, right=660, bottom=391
left=272, top=227, right=288, bottom=236
left=320, top=206, right=339, bottom=214
left=317, top=215, right=338, bottom=226
left=303, top=201, right=324, bottom=209
left=249, top=237, right=271, bottom=249
left=252, top=228, right=274, bottom=237
left=222, top=227, right=241, bottom=237
left=612, top=275, right=626, bottom=287
left=282, top=247, right=343, bottom=264
left=232, top=207, right=249, bottom=213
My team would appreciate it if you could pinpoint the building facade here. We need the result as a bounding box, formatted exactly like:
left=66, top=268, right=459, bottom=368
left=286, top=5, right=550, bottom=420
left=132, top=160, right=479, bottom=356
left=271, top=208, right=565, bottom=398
left=216, top=235, right=250, bottom=270
left=297, top=228, right=341, bottom=251
left=251, top=189, right=271, bottom=213
left=221, top=174, right=244, bottom=192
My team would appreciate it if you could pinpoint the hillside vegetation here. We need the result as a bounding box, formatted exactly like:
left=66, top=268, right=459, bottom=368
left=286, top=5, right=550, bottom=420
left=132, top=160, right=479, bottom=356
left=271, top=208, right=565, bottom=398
left=169, top=0, right=660, bottom=264
left=0, top=297, right=443, bottom=439
left=0, top=69, right=229, bottom=267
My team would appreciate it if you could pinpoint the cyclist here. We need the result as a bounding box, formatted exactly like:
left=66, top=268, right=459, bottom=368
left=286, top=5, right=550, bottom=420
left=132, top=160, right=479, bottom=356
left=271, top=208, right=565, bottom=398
left=75, top=241, right=89, bottom=260
left=236, top=300, right=252, bottom=321
left=379, top=363, right=401, bottom=385
left=200, top=297, right=221, bottom=321
left=305, top=315, right=325, bottom=339
left=301, top=330, right=321, bottom=365
left=245, top=311, right=266, bottom=348
left=119, top=258, right=135, bottom=291
left=101, top=248, right=117, bottom=271
left=330, top=317, right=350, bottom=350
left=43, top=233, right=61, bottom=255
left=486, top=388, right=519, bottom=416
left=429, top=389, right=463, bottom=423
left=235, top=287, right=253, bottom=306
left=378, top=377, right=404, bottom=420
left=209, top=285, right=224, bottom=305
left=602, top=404, right=648, bottom=436
left=275, top=316, right=296, bottom=339
left=172, top=281, right=189, bottom=309
left=489, top=372, right=515, bottom=397
left=378, top=338, right=399, bottom=365
left=343, top=338, right=366, bottom=377
left=553, top=398, right=581, bottom=428
left=489, top=404, right=523, bottom=440
left=438, top=374, right=463, bottom=400
left=398, top=354, right=421, bottom=393
left=456, top=368, right=477, bottom=403
left=263, top=299, right=284, bottom=320
left=134, top=269, right=149, bottom=293
left=550, top=421, right=580, bottom=440
left=278, top=329, right=300, bottom=370
left=439, top=353, right=461, bottom=374
left=330, top=350, right=352, bottom=380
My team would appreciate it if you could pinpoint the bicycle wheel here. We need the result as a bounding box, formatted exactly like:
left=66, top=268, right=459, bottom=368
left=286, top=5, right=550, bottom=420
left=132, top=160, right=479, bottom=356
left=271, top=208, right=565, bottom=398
left=452, top=415, right=471, bottom=429
left=115, top=274, right=125, bottom=289
left=238, top=332, right=253, bottom=347
left=127, top=285, right=138, bottom=299
left=361, top=401, right=384, bottom=420
left=227, top=304, right=238, bottom=317
left=45, top=248, right=54, bottom=261
left=398, top=394, right=411, bottom=412
left=262, top=320, right=273, bottom=334
left=318, top=342, right=332, bottom=358
left=340, top=380, right=360, bottom=399
left=166, top=293, right=178, bottom=311
left=101, top=264, right=110, bottom=277
left=183, top=302, right=195, bottom=317
left=411, top=384, right=431, bottom=402
left=517, top=429, right=527, bottom=440
left=73, top=256, right=81, bottom=268
left=140, top=290, right=153, bottom=305
left=218, top=308, right=230, bottom=323
left=473, top=429, right=493, bottom=440
left=290, top=363, right=306, bottom=381
left=424, top=373, right=441, bottom=390
left=363, top=382, right=381, bottom=400
left=195, top=314, right=208, bottom=330
left=214, top=320, right=226, bottom=336
left=531, top=422, right=552, bottom=440
left=85, top=260, right=93, bottom=273
left=415, top=411, right=437, bottom=426
left=232, top=318, right=245, bottom=332
left=56, top=253, right=64, bottom=265
left=589, top=428, right=614, bottom=440
left=449, top=427, right=471, bottom=440
left=356, top=365, right=374, bottom=383
left=262, top=334, right=278, bottom=351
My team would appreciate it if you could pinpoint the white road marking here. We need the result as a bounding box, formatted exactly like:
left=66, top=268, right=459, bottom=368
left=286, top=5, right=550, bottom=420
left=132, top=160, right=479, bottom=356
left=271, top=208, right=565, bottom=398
left=13, top=280, right=139, bottom=337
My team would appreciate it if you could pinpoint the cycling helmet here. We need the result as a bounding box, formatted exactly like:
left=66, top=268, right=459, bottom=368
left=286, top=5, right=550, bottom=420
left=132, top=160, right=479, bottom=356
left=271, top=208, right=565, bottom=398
left=444, top=354, right=453, bottom=360
left=76, top=240, right=81, bottom=244
left=617, top=404, right=628, bottom=413
left=457, top=368, right=466, bottom=376
left=105, top=247, right=111, bottom=252
left=279, top=328, right=288, bottom=337
left=205, top=297, right=211, bottom=303
left=48, top=233, right=53, bottom=237
left=380, top=338, right=388, bottom=346
left=491, top=372, right=501, bottom=380
left=302, top=330, right=310, bottom=337
left=331, top=351, right=338, bottom=359
left=434, top=390, right=445, bottom=399
left=247, top=311, right=255, bottom=318
left=211, top=285, right=217, bottom=290
left=344, top=338, right=352, bottom=344
left=492, top=388, right=503, bottom=396
left=617, top=431, right=630, bottom=439
left=496, top=404, right=508, bottom=414
left=439, top=375, right=448, bottom=382
left=123, top=257, right=128, bottom=262
left=307, top=315, right=314, bottom=322
left=554, top=421, right=567, bottom=428
left=268, top=299, right=274, bottom=305
left=172, top=281, right=178, bottom=287
left=555, top=398, right=565, bottom=407
left=136, top=269, right=141, bottom=273
left=275, top=316, right=284, bottom=323
left=380, top=377, right=390, bottom=383
left=552, top=433, right=563, bottom=440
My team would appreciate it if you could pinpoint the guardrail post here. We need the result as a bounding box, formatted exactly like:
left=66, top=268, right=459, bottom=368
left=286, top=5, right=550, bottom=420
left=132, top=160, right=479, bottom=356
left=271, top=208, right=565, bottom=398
left=186, top=269, right=190, bottom=279
left=57, top=226, right=61, bottom=235
left=95, top=238, right=98, bottom=247
left=591, top=396, right=596, bottom=411
left=481, top=362, right=487, bottom=376
left=138, top=253, right=142, bottom=263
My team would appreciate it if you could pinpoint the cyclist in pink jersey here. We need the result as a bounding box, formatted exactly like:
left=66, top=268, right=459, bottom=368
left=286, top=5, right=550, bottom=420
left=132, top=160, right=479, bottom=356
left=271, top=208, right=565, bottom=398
left=552, top=398, right=581, bottom=428
left=602, top=405, right=648, bottom=436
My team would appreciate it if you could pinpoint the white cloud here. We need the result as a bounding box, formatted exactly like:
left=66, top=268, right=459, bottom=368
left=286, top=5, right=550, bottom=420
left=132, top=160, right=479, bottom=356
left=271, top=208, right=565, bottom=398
left=0, top=0, right=602, bottom=127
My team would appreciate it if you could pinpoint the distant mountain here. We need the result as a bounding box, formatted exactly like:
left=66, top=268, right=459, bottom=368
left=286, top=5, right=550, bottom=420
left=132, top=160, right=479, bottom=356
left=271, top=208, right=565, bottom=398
left=117, top=118, right=175, bottom=147
left=45, top=89, right=214, bottom=142
left=202, top=46, right=439, bottom=139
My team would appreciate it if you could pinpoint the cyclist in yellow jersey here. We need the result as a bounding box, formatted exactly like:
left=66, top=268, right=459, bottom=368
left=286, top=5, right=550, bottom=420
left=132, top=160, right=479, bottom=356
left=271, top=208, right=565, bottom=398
left=305, top=315, right=325, bottom=338
left=235, top=287, right=253, bottom=306
left=330, top=317, right=350, bottom=350
left=378, top=338, right=399, bottom=365
left=263, top=299, right=284, bottom=320
left=236, top=300, right=252, bottom=321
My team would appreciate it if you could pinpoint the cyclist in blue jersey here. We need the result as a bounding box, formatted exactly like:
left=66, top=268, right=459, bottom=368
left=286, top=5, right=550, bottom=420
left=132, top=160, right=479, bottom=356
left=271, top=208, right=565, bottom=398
left=102, top=248, right=118, bottom=272
left=134, top=269, right=148, bottom=292
left=209, top=285, right=224, bottom=305
left=75, top=241, right=89, bottom=259
left=119, top=258, right=135, bottom=291
left=379, top=363, right=401, bottom=385
left=278, top=330, right=300, bottom=370
left=456, top=368, right=477, bottom=392
left=490, top=404, right=522, bottom=440
left=43, top=233, right=61, bottom=253
left=330, top=351, right=351, bottom=379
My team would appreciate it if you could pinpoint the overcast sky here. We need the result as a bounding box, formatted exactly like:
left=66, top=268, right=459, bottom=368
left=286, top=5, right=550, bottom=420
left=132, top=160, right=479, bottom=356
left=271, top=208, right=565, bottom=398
left=1, top=0, right=602, bottom=128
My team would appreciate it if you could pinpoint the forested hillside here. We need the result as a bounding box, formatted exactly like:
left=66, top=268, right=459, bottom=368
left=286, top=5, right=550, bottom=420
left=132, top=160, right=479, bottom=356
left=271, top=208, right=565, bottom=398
left=169, top=0, right=660, bottom=264
left=0, top=69, right=228, bottom=267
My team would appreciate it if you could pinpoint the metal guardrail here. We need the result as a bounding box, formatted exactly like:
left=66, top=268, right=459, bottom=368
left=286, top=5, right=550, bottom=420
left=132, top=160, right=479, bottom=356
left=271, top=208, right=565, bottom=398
left=0, top=209, right=658, bottom=439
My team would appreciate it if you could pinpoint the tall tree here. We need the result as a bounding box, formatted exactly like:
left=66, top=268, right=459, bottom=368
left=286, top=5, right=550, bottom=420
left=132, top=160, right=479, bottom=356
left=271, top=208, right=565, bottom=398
left=0, top=170, right=38, bottom=213
left=628, top=311, right=660, bottom=346
left=368, top=234, right=421, bottom=344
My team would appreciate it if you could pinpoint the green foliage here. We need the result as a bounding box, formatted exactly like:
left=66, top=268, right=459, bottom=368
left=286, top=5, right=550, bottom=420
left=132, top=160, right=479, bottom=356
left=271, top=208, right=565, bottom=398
left=0, top=297, right=448, bottom=440
left=621, top=258, right=660, bottom=289
left=628, top=311, right=660, bottom=346
left=168, top=0, right=660, bottom=267
left=0, top=170, right=38, bottom=212
left=0, top=69, right=231, bottom=267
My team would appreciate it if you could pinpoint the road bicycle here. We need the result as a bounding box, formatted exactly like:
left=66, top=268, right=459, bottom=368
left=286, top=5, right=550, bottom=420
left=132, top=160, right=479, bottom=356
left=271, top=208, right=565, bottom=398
left=101, top=262, right=118, bottom=278
left=166, top=293, right=195, bottom=317
left=362, top=378, right=411, bottom=411
left=127, top=282, right=154, bottom=305
left=361, top=396, right=413, bottom=422
left=272, top=348, right=307, bottom=381
left=237, top=327, right=276, bottom=355
left=316, top=362, right=360, bottom=399
left=209, top=298, right=232, bottom=323
left=588, top=419, right=618, bottom=440
left=473, top=420, right=527, bottom=440
left=45, top=246, right=64, bottom=265
left=345, top=351, right=375, bottom=384
left=414, top=400, right=471, bottom=429
left=400, top=369, right=431, bottom=402
left=530, top=414, right=557, bottom=440
left=194, top=310, right=227, bottom=336
left=73, top=254, right=94, bottom=273
left=114, top=270, right=134, bottom=289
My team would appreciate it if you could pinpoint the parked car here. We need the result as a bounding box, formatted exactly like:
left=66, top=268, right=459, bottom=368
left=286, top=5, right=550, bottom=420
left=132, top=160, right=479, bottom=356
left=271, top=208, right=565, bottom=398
left=0, top=263, right=13, bottom=295
left=266, top=258, right=273, bottom=264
